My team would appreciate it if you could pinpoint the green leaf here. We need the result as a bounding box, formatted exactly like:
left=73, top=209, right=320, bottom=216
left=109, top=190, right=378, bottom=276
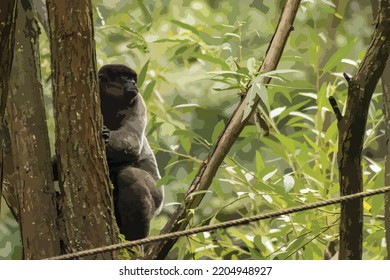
left=247, top=57, right=257, bottom=74
left=174, top=44, right=192, bottom=56
left=224, top=32, right=240, bottom=39
left=228, top=229, right=255, bottom=250
left=242, top=77, right=268, bottom=121
left=181, top=137, right=191, bottom=154
left=277, top=100, right=311, bottom=123
left=255, top=151, right=265, bottom=171
left=171, top=20, right=200, bottom=36
left=259, top=69, right=302, bottom=77
left=137, top=59, right=150, bottom=88
left=322, top=38, right=356, bottom=73
left=321, top=0, right=336, bottom=8
left=324, top=120, right=338, bottom=143
left=262, top=168, right=278, bottom=182
left=289, top=111, right=315, bottom=124
left=136, top=0, right=153, bottom=23
left=154, top=38, right=190, bottom=43
left=143, top=80, right=156, bottom=100
left=257, top=81, right=268, bottom=110
left=212, top=85, right=241, bottom=91
left=270, top=106, right=286, bottom=119
left=274, top=134, right=296, bottom=154
left=275, top=232, right=311, bottom=259
left=299, top=92, right=317, bottom=100
left=303, top=134, right=320, bottom=153
left=117, top=25, right=144, bottom=40
left=173, top=129, right=206, bottom=142
left=208, top=70, right=250, bottom=79
left=173, top=103, right=199, bottom=109
left=211, top=119, right=225, bottom=143
left=190, top=52, right=230, bottom=69
left=283, top=175, right=295, bottom=192
left=242, top=84, right=257, bottom=121
left=369, top=189, right=384, bottom=217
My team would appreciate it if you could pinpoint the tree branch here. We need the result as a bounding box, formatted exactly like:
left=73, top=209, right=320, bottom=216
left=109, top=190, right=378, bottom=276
left=145, top=0, right=302, bottom=259
left=328, top=96, right=343, bottom=122
left=371, top=0, right=390, bottom=261
left=336, top=0, right=390, bottom=259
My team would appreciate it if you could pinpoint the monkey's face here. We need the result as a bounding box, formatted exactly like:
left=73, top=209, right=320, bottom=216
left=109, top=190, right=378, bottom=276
left=98, top=64, right=138, bottom=103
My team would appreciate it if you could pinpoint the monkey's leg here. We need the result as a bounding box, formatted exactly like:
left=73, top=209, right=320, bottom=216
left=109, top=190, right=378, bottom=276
left=115, top=166, right=155, bottom=241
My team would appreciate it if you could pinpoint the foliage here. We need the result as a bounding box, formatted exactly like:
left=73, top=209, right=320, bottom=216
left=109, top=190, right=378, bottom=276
left=0, top=0, right=386, bottom=259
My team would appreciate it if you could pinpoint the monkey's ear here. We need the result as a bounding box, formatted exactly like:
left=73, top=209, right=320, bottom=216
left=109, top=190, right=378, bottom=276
left=98, top=73, right=107, bottom=83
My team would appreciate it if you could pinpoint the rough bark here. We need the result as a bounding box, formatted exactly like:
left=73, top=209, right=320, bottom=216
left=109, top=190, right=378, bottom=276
left=145, top=0, right=302, bottom=259
left=46, top=0, right=120, bottom=259
left=330, top=0, right=390, bottom=259
left=383, top=52, right=390, bottom=260
left=371, top=0, right=390, bottom=260
left=5, top=0, right=61, bottom=259
left=0, top=0, right=17, bottom=210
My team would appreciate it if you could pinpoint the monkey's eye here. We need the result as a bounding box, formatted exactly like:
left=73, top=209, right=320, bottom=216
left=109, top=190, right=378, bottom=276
left=122, top=75, right=137, bottom=85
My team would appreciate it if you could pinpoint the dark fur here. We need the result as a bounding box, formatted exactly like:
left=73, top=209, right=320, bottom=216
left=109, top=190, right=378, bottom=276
left=53, top=64, right=163, bottom=241
left=98, top=64, right=161, bottom=181
left=98, top=64, right=163, bottom=240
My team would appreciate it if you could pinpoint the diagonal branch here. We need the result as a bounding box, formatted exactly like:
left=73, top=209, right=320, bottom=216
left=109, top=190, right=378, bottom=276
left=146, top=0, right=302, bottom=259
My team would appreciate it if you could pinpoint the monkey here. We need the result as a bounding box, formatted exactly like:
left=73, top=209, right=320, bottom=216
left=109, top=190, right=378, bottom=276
left=98, top=64, right=161, bottom=181
left=53, top=64, right=163, bottom=241
left=98, top=64, right=163, bottom=241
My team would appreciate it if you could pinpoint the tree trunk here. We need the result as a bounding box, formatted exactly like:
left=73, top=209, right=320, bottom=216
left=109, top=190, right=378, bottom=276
left=330, top=0, right=390, bottom=259
left=5, top=0, right=61, bottom=259
left=0, top=0, right=17, bottom=210
left=371, top=0, right=390, bottom=261
left=383, top=52, right=390, bottom=260
left=46, top=0, right=120, bottom=259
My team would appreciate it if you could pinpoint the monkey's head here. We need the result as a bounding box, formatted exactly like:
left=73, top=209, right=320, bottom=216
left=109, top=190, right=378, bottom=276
left=98, top=64, right=138, bottom=102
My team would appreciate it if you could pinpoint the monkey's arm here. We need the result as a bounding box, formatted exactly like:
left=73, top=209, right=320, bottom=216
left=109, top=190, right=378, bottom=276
left=137, top=137, right=161, bottom=181
left=105, top=98, right=147, bottom=163
left=106, top=128, right=144, bottom=162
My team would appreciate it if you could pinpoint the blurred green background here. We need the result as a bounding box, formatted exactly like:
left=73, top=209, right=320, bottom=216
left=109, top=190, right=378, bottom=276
left=1, top=0, right=386, bottom=259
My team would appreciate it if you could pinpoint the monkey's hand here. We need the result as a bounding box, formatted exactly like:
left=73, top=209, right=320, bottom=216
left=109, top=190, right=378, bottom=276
left=102, top=125, right=110, bottom=143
